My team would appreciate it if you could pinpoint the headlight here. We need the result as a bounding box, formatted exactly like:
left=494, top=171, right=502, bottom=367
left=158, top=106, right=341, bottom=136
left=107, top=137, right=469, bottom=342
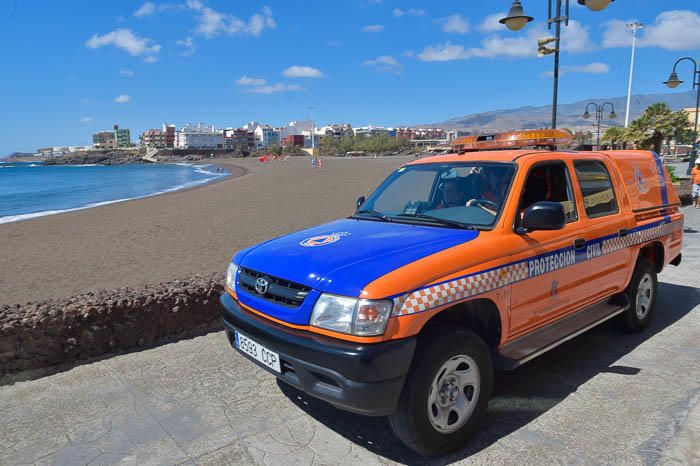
left=310, top=294, right=393, bottom=336
left=226, top=261, right=239, bottom=290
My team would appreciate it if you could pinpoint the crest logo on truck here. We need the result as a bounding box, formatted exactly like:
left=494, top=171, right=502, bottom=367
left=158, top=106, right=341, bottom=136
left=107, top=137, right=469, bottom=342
left=300, top=232, right=350, bottom=247
left=634, top=167, right=648, bottom=194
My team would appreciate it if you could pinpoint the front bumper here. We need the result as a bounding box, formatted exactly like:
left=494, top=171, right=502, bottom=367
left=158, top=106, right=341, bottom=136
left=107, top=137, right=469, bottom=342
left=220, top=291, right=416, bottom=416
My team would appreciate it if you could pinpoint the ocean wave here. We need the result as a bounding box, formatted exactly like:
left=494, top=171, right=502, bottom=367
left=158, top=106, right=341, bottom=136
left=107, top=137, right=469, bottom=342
left=0, top=172, right=230, bottom=225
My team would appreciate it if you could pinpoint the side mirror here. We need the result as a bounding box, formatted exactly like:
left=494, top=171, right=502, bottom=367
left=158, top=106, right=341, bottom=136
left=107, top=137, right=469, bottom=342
left=518, top=201, right=565, bottom=233
left=356, top=196, right=365, bottom=209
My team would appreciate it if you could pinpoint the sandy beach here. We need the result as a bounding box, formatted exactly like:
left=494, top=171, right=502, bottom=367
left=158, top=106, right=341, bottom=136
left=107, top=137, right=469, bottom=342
left=0, top=157, right=407, bottom=305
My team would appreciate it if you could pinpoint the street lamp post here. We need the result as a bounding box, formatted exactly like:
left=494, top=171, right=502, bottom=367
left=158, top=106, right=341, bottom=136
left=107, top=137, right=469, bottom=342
left=664, top=57, right=700, bottom=174
left=583, top=102, right=616, bottom=150
left=500, top=0, right=614, bottom=129
left=624, top=22, right=644, bottom=128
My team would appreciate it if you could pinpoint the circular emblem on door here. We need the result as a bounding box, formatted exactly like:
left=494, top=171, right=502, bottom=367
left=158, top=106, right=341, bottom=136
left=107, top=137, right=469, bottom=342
left=255, top=277, right=270, bottom=295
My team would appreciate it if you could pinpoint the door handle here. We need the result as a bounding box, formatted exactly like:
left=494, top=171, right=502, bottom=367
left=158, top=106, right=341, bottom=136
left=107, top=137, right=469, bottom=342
left=573, top=238, right=586, bottom=250
left=618, top=228, right=629, bottom=238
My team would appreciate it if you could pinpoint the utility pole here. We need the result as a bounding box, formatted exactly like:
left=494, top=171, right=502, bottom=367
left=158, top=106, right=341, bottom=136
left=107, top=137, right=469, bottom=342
left=624, top=22, right=644, bottom=128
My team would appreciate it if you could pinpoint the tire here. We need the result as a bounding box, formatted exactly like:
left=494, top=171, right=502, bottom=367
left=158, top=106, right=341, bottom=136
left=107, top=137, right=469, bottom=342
left=388, top=327, right=493, bottom=456
left=618, top=258, right=657, bottom=333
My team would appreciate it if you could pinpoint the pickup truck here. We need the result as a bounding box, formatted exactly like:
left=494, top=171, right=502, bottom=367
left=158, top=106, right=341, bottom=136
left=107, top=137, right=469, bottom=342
left=220, top=150, right=683, bottom=456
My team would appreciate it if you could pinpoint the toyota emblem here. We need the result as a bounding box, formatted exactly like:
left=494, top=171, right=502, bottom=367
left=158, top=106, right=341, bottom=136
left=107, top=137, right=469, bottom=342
left=255, top=277, right=270, bottom=295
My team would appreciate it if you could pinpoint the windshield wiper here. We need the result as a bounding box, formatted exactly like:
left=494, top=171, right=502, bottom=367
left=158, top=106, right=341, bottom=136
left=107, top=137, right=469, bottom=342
left=398, top=213, right=476, bottom=230
left=353, top=209, right=391, bottom=222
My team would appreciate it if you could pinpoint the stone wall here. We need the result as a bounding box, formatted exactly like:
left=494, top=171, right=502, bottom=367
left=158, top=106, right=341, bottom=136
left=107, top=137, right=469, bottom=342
left=0, top=274, right=225, bottom=374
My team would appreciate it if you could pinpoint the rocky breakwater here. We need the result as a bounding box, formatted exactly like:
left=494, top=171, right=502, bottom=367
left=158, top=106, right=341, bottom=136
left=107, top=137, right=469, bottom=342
left=0, top=274, right=225, bottom=374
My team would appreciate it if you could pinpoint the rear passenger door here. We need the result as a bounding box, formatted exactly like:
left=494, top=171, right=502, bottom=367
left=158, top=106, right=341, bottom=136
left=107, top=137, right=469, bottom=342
left=508, top=160, right=590, bottom=337
left=572, top=158, right=633, bottom=301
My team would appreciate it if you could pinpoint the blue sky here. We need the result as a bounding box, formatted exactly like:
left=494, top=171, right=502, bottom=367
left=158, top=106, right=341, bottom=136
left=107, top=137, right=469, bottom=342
left=1, top=0, right=699, bottom=154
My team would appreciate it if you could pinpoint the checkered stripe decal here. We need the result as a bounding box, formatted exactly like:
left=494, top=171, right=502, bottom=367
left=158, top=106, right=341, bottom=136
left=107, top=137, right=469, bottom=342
left=399, top=262, right=528, bottom=315
left=398, top=219, right=682, bottom=316
left=602, top=220, right=682, bottom=255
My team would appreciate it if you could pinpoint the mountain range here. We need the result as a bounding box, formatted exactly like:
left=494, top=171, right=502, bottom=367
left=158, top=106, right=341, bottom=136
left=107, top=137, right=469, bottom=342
left=428, top=90, right=696, bottom=133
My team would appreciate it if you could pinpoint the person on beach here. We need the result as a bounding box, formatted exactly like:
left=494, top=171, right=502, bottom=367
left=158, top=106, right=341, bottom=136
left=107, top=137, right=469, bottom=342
left=692, top=158, right=700, bottom=208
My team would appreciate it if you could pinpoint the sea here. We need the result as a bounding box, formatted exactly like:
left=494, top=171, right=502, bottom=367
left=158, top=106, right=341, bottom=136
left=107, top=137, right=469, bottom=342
left=0, top=161, right=229, bottom=224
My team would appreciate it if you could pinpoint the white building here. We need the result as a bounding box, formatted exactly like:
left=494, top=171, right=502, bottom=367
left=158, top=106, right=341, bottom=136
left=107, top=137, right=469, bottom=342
left=253, top=125, right=280, bottom=149
left=353, top=126, right=390, bottom=137
left=175, top=123, right=222, bottom=149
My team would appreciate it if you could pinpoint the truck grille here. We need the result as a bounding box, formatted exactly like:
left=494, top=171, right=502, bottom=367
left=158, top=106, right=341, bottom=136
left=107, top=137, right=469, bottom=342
left=238, top=267, right=311, bottom=308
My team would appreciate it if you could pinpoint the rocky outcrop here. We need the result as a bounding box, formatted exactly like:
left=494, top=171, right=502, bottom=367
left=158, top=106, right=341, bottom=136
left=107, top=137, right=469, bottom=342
left=42, top=151, right=146, bottom=165
left=0, top=274, right=225, bottom=374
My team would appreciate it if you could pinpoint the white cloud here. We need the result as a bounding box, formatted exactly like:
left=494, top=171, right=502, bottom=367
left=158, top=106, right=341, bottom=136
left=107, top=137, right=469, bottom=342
left=80, top=116, right=93, bottom=123
left=143, top=55, right=159, bottom=63
left=326, top=40, right=342, bottom=47
left=418, top=42, right=471, bottom=62
left=175, top=36, right=196, bottom=56
left=114, top=94, right=131, bottom=103
left=362, top=24, right=384, bottom=33
left=402, top=50, right=415, bottom=57
left=134, top=2, right=155, bottom=17
left=247, top=83, right=303, bottom=94
left=603, top=10, right=700, bottom=51
left=543, top=62, right=610, bottom=77
left=440, top=14, right=469, bottom=34
left=236, top=75, right=267, bottom=86
left=559, top=20, right=593, bottom=53
left=188, top=2, right=275, bottom=38
left=119, top=68, right=135, bottom=77
left=418, top=20, right=592, bottom=62
left=85, top=29, right=161, bottom=62
left=364, top=55, right=402, bottom=74
left=393, top=8, right=425, bottom=17
left=282, top=66, right=324, bottom=78
left=235, top=76, right=301, bottom=93
left=479, top=12, right=505, bottom=32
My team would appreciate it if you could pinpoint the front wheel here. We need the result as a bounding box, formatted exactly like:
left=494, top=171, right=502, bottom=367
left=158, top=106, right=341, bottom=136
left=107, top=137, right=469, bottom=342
left=618, top=258, right=657, bottom=333
left=388, top=328, right=493, bottom=456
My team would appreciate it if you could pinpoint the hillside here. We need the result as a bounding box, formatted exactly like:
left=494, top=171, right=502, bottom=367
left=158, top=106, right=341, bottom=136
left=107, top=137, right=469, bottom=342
left=428, top=90, right=696, bottom=132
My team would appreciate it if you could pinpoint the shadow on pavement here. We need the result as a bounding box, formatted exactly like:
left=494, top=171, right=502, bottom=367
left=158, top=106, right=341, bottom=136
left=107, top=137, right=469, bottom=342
left=277, top=281, right=700, bottom=465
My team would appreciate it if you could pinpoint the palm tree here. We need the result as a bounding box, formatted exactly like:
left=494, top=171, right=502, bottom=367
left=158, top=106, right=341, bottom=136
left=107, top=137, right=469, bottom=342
left=624, top=103, right=689, bottom=153
left=601, top=126, right=626, bottom=149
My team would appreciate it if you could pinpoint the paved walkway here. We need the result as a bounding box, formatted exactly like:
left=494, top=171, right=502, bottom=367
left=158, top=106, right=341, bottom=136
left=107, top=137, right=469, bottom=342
left=2, top=207, right=699, bottom=465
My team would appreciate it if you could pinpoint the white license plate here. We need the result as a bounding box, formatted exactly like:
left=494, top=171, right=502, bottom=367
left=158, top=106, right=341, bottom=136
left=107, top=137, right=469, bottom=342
left=234, top=330, right=281, bottom=374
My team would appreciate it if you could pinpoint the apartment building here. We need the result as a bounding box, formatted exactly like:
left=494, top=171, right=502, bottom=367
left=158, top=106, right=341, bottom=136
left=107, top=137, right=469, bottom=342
left=175, top=123, right=222, bottom=149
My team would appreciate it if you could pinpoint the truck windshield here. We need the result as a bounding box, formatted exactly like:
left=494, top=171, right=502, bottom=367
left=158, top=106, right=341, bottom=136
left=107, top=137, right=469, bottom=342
left=356, top=162, right=515, bottom=229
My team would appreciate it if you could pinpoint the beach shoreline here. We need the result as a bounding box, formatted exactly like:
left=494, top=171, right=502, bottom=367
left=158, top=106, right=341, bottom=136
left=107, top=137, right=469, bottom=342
left=0, top=156, right=407, bottom=305
left=0, top=161, right=245, bottom=225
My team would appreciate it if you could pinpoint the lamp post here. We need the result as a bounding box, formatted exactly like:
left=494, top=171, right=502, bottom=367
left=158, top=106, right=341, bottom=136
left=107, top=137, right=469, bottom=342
left=500, top=0, right=614, bottom=129
left=664, top=57, right=699, bottom=175
left=624, top=22, right=643, bottom=128
left=308, top=106, right=315, bottom=154
left=583, top=102, right=616, bottom=150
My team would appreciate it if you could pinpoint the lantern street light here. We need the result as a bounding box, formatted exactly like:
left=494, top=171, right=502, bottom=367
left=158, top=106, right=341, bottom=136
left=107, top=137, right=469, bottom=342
left=583, top=102, right=616, bottom=150
left=664, top=57, right=699, bottom=175
left=500, top=0, right=614, bottom=130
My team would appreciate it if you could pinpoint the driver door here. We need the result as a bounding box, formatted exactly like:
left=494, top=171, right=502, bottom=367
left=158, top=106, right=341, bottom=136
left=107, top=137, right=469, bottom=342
left=507, top=160, right=590, bottom=338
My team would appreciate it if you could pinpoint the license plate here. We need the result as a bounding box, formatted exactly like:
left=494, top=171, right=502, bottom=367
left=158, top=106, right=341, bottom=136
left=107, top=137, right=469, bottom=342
left=234, top=330, right=281, bottom=374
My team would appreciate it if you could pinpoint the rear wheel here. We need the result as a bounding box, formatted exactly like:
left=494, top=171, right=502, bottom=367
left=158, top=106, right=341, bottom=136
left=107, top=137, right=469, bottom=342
left=618, top=258, right=657, bottom=333
left=388, top=328, right=492, bottom=456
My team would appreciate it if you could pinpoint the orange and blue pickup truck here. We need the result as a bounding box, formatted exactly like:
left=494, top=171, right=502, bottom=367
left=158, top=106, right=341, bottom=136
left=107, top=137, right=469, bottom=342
left=220, top=149, right=683, bottom=456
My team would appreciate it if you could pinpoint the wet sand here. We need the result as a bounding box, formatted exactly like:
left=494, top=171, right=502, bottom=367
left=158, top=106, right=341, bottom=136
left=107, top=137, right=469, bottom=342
left=0, top=157, right=407, bottom=304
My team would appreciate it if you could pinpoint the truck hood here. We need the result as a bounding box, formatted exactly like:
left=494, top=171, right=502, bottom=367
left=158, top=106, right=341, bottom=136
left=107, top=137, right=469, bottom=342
left=238, top=217, right=479, bottom=297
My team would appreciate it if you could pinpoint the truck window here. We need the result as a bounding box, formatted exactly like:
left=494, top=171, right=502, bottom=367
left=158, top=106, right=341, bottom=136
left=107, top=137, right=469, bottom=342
left=373, top=169, right=435, bottom=213
left=573, top=161, right=619, bottom=218
left=517, top=162, right=577, bottom=224
left=360, top=162, right=515, bottom=228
